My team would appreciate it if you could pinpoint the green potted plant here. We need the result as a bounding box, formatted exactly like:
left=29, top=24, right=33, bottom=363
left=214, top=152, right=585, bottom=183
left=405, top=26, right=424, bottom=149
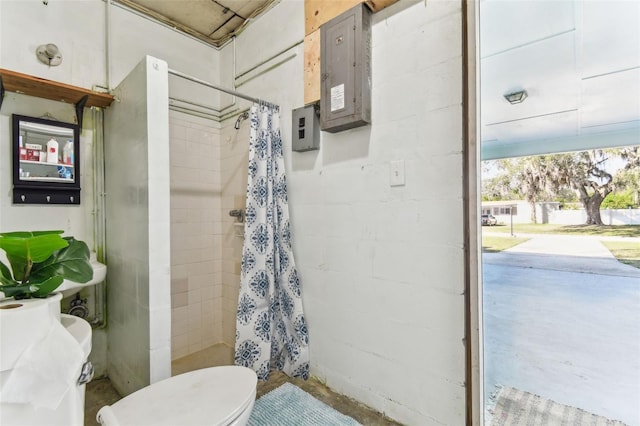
left=0, top=230, right=93, bottom=300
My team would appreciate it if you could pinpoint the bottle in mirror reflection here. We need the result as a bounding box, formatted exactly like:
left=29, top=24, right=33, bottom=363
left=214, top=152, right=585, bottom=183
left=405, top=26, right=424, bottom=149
left=46, top=138, right=59, bottom=163
left=63, top=140, right=73, bottom=165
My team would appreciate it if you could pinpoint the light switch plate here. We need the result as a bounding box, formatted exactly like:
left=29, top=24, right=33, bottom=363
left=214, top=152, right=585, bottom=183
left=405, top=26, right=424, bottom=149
left=390, top=160, right=405, bottom=186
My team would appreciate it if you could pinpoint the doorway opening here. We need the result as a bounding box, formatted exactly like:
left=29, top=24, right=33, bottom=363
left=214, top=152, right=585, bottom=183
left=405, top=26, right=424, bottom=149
left=478, top=0, right=640, bottom=424
left=480, top=149, right=640, bottom=425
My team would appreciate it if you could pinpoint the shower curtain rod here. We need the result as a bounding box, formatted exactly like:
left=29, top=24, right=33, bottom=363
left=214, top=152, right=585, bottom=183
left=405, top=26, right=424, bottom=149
left=167, top=68, right=279, bottom=111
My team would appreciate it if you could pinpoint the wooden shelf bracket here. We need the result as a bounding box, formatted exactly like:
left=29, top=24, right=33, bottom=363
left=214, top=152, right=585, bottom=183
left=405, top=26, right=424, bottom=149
left=75, top=95, right=89, bottom=129
left=0, top=75, right=5, bottom=111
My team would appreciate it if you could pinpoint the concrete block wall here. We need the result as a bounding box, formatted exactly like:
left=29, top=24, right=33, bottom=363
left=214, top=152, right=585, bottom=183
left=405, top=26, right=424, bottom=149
left=169, top=111, right=224, bottom=360
left=221, top=0, right=468, bottom=424
left=297, top=4, right=467, bottom=423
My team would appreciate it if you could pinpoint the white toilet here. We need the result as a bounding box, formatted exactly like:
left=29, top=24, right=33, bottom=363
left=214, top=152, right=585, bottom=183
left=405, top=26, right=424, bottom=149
left=96, top=365, right=258, bottom=426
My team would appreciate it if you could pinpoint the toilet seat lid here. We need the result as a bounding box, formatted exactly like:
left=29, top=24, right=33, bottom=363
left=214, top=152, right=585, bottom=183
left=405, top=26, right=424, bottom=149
left=106, top=366, right=257, bottom=426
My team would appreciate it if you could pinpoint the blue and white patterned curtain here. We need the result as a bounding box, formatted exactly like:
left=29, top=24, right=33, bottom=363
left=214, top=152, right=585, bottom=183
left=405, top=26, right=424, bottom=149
left=234, top=103, right=310, bottom=381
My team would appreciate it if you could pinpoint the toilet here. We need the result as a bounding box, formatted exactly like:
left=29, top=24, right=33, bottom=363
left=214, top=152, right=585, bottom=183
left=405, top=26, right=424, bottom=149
left=96, top=365, right=258, bottom=426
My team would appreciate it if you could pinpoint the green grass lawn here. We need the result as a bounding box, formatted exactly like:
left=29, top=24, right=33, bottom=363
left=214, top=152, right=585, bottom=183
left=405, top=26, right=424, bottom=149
left=482, top=236, right=530, bottom=253
left=485, top=223, right=640, bottom=238
left=601, top=241, right=640, bottom=269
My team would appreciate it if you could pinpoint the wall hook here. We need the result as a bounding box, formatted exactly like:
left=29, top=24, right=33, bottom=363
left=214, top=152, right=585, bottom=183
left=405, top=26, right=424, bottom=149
left=36, top=43, right=62, bottom=66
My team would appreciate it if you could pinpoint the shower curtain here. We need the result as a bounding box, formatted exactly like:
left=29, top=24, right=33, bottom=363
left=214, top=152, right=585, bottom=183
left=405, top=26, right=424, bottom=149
left=234, top=103, right=310, bottom=381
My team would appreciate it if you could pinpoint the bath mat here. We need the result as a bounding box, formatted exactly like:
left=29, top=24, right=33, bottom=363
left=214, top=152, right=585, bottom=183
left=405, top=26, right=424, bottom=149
left=487, top=385, right=628, bottom=426
left=248, top=382, right=361, bottom=426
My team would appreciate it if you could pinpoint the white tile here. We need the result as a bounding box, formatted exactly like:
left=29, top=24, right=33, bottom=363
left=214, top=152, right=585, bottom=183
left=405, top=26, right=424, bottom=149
left=202, top=299, right=215, bottom=314
left=171, top=292, right=188, bottom=308
left=172, top=316, right=189, bottom=337
left=171, top=278, right=189, bottom=295
left=172, top=306, right=189, bottom=324
left=172, top=333, right=189, bottom=357
left=171, top=265, right=188, bottom=279
left=171, top=208, right=189, bottom=224
left=201, top=286, right=215, bottom=300
left=188, top=304, right=202, bottom=326
left=188, top=289, right=202, bottom=305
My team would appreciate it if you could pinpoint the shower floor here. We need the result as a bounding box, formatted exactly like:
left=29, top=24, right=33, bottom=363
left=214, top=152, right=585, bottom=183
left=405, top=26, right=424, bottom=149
left=85, top=343, right=400, bottom=425
left=171, top=343, right=235, bottom=375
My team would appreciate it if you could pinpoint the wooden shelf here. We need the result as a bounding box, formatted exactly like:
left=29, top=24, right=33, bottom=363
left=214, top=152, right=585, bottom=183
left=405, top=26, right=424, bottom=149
left=0, top=68, right=114, bottom=108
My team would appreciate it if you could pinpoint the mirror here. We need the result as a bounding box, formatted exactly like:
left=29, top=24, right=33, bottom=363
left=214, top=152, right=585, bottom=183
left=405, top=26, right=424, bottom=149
left=12, top=114, right=81, bottom=204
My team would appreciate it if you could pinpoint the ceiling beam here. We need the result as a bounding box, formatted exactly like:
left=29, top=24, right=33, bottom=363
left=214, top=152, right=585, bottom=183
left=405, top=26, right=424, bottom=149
left=482, top=127, right=640, bottom=160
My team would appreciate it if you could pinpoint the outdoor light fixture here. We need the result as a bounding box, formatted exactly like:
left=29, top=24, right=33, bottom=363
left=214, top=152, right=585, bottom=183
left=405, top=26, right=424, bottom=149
left=504, top=89, right=528, bottom=104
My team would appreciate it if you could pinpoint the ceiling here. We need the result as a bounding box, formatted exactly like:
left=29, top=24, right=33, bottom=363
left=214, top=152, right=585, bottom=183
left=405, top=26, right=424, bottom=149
left=480, top=0, right=640, bottom=159
left=113, top=1, right=639, bottom=160
left=115, top=0, right=276, bottom=47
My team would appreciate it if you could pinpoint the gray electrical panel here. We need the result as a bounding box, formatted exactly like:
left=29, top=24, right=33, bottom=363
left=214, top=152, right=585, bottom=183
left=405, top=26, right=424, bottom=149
left=292, top=104, right=320, bottom=152
left=320, top=3, right=372, bottom=133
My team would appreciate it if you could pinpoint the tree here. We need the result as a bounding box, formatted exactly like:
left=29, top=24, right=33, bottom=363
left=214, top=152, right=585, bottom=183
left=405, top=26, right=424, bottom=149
left=559, top=150, right=613, bottom=225
left=483, top=157, right=555, bottom=222
left=515, top=156, right=553, bottom=223
left=602, top=191, right=635, bottom=209
left=482, top=172, right=517, bottom=201
left=613, top=146, right=640, bottom=206
left=619, top=146, right=640, bottom=169
left=483, top=148, right=638, bottom=225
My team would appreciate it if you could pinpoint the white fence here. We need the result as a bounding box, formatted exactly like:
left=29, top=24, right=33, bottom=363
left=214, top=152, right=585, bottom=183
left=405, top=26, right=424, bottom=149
left=548, top=209, right=640, bottom=225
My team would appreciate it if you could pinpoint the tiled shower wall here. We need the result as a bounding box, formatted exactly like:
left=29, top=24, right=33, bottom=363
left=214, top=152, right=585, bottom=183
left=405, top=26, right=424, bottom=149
left=220, top=120, right=251, bottom=346
left=169, top=112, right=224, bottom=360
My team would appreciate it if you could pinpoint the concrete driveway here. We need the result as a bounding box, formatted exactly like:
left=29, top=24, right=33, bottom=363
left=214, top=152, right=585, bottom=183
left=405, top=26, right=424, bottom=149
left=482, top=234, right=640, bottom=425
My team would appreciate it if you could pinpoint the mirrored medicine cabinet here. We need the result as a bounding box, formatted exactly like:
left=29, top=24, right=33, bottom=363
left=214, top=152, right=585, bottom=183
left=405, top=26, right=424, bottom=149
left=12, top=114, right=81, bottom=204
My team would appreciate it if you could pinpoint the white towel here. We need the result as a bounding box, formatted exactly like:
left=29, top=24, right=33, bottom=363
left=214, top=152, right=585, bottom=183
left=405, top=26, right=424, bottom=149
left=0, top=318, right=84, bottom=409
